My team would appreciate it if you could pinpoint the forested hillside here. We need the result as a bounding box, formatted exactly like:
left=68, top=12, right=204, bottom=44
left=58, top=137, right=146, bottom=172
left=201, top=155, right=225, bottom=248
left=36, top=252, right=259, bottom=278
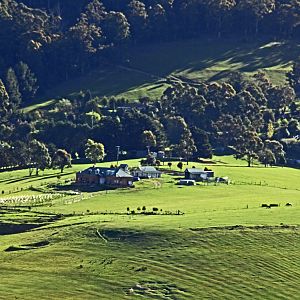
left=3, top=0, right=300, bottom=95
left=0, top=0, right=300, bottom=169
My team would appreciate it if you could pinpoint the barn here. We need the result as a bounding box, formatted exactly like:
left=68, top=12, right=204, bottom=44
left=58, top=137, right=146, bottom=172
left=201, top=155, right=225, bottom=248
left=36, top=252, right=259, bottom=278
left=184, top=168, right=214, bottom=181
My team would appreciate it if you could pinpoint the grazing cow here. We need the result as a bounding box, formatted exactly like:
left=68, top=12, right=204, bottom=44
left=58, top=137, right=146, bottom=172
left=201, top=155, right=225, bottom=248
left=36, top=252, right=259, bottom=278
left=285, top=203, right=292, bottom=207
left=270, top=204, right=279, bottom=207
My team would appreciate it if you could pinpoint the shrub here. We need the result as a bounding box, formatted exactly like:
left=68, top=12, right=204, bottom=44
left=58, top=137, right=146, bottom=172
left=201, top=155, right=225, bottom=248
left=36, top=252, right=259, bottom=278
left=177, top=162, right=183, bottom=170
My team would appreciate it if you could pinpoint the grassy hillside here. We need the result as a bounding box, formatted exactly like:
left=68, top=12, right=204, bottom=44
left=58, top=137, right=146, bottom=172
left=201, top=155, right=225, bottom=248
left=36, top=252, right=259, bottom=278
left=26, top=38, right=300, bottom=112
left=1, top=224, right=300, bottom=299
left=0, top=157, right=300, bottom=298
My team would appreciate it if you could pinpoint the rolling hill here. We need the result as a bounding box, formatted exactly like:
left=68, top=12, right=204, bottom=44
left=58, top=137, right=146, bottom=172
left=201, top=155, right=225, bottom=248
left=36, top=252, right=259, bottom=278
left=0, top=158, right=300, bottom=298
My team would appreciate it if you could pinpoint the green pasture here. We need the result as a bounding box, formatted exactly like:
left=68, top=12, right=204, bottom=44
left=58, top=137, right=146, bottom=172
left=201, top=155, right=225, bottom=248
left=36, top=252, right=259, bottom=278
left=0, top=156, right=300, bottom=299
left=0, top=155, right=242, bottom=196
left=0, top=156, right=299, bottom=230
left=25, top=38, right=299, bottom=112
left=1, top=221, right=300, bottom=299
left=37, top=165, right=300, bottom=230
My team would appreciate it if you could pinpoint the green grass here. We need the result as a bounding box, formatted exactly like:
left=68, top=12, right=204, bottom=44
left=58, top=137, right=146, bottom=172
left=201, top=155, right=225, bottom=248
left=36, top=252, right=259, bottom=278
left=0, top=157, right=300, bottom=299
left=1, top=223, right=300, bottom=299
left=1, top=157, right=299, bottom=228
left=25, top=38, right=300, bottom=111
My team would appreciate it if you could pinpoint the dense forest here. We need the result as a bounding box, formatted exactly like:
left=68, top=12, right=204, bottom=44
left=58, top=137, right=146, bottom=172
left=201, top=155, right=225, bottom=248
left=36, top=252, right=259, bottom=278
left=0, top=0, right=300, bottom=171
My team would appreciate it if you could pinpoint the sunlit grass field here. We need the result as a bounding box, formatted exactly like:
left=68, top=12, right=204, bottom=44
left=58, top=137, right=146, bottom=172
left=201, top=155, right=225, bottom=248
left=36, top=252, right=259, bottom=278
left=0, top=156, right=299, bottom=299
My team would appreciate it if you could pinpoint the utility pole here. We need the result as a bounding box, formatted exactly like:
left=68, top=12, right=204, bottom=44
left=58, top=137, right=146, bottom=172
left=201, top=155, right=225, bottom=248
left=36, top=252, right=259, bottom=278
left=116, top=146, right=120, bottom=166
left=91, top=109, right=94, bottom=129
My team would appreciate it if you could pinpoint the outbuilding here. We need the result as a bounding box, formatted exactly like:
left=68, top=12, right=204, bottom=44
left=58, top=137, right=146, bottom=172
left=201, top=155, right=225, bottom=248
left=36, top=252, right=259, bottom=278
left=184, top=168, right=214, bottom=181
left=178, top=179, right=196, bottom=186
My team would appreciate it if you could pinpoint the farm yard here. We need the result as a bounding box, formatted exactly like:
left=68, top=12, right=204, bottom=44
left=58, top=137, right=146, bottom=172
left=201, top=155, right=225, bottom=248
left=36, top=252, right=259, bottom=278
left=0, top=156, right=300, bottom=299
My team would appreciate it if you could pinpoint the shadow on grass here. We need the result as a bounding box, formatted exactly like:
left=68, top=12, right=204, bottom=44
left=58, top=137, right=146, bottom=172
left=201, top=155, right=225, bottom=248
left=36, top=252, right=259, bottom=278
left=0, top=223, right=41, bottom=235
left=147, top=84, right=165, bottom=91
left=184, top=40, right=297, bottom=81
left=5, top=241, right=50, bottom=252
left=55, top=184, right=116, bottom=193
left=4, top=171, right=74, bottom=185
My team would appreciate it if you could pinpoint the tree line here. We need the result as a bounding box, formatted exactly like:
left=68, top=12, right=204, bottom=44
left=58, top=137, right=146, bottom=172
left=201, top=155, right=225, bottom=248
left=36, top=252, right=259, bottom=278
left=1, top=67, right=299, bottom=170
left=0, top=0, right=300, bottom=171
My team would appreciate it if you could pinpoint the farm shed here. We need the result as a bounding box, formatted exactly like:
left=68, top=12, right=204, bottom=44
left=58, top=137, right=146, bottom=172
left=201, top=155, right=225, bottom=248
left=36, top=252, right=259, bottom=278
left=184, top=168, right=214, bottom=181
left=178, top=179, right=196, bottom=186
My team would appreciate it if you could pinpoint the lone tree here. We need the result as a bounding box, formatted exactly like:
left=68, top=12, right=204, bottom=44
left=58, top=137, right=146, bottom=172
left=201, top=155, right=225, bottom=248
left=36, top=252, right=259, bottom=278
left=263, top=140, right=286, bottom=165
left=177, top=161, right=183, bottom=170
left=29, top=139, right=51, bottom=176
left=85, top=139, right=105, bottom=164
left=259, top=148, right=276, bottom=167
left=176, top=129, right=197, bottom=165
left=52, top=149, right=72, bottom=173
left=142, top=130, right=156, bottom=154
left=234, top=130, right=263, bottom=167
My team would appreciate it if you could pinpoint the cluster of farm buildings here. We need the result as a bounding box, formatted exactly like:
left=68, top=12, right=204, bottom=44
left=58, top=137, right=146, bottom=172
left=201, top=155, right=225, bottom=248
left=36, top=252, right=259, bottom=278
left=76, top=164, right=161, bottom=188
left=76, top=164, right=219, bottom=188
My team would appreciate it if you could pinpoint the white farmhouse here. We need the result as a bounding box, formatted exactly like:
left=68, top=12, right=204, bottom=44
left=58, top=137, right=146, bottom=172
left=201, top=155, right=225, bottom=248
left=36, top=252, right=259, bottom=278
left=132, top=166, right=162, bottom=179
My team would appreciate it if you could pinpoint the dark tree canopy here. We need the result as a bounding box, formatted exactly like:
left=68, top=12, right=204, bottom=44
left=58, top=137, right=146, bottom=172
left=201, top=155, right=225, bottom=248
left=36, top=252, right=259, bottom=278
left=0, top=0, right=299, bottom=170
